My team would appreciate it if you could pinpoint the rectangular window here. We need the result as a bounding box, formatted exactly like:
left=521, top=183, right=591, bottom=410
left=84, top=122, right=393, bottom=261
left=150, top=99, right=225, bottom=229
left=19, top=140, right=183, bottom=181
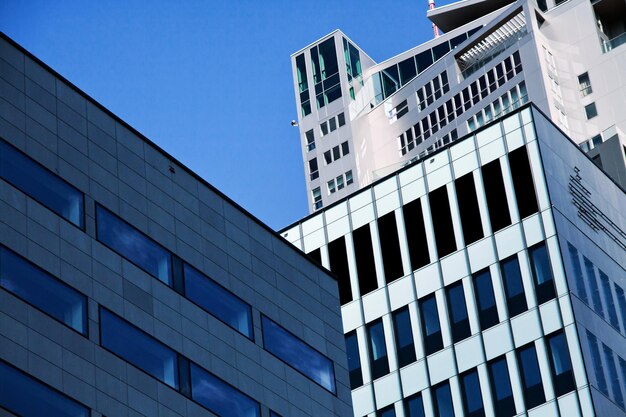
left=308, top=158, right=319, bottom=181
left=602, top=344, right=625, bottom=408
left=96, top=205, right=172, bottom=285
left=345, top=331, right=363, bottom=388
left=567, top=243, right=588, bottom=305
left=429, top=186, right=457, bottom=257
left=183, top=263, right=253, bottom=339
left=517, top=343, right=546, bottom=409
left=305, top=129, right=315, bottom=151
left=323, top=150, right=332, bottom=165
left=615, top=285, right=626, bottom=331
left=578, top=72, right=592, bottom=96
left=420, top=294, right=443, bottom=355
left=0, top=139, right=84, bottom=228
left=392, top=307, right=417, bottom=367
left=460, top=369, right=486, bottom=417
left=377, top=405, right=396, bottom=417
left=100, top=307, right=179, bottom=388
left=404, top=392, right=426, bottom=417
left=336, top=175, right=344, bottom=191
left=0, top=360, right=89, bottom=417
left=529, top=243, right=556, bottom=304
left=403, top=199, right=430, bottom=270
left=585, top=102, right=598, bottom=119
left=328, top=236, right=352, bottom=305
left=367, top=319, right=390, bottom=379
left=454, top=173, right=484, bottom=245
left=329, top=117, right=337, bottom=132
left=599, top=270, right=619, bottom=329
left=377, top=212, right=404, bottom=283
left=0, top=246, right=87, bottom=335
left=473, top=269, right=499, bottom=330
left=546, top=331, right=576, bottom=397
left=341, top=141, right=350, bottom=156
left=500, top=256, right=528, bottom=317
left=328, top=179, right=336, bottom=194
left=296, top=53, right=311, bottom=117
left=312, top=187, right=322, bottom=210
left=508, top=146, right=539, bottom=219
left=446, top=282, right=471, bottom=343
left=353, top=225, right=378, bottom=296
left=332, top=145, right=341, bottom=160
left=190, top=363, right=260, bottom=417
left=416, top=50, right=434, bottom=73
left=584, top=257, right=604, bottom=315
left=321, top=121, right=329, bottom=136
left=488, top=356, right=516, bottom=416
left=337, top=112, right=346, bottom=127
left=261, top=315, right=336, bottom=393
left=345, top=170, right=354, bottom=185
left=433, top=381, right=455, bottom=417
left=307, top=248, right=321, bottom=264
left=399, top=57, right=417, bottom=85
left=587, top=331, right=608, bottom=395
left=481, top=159, right=511, bottom=232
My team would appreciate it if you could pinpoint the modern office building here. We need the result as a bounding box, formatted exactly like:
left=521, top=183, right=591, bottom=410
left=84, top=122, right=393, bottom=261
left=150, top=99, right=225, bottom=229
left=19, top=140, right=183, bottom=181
left=291, top=0, right=626, bottom=212
left=281, top=104, right=626, bottom=417
left=0, top=33, right=353, bottom=417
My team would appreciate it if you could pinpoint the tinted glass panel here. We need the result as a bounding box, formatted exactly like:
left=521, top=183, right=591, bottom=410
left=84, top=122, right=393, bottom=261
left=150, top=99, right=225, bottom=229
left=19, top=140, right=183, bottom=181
left=454, top=173, right=483, bottom=245
left=461, top=370, right=485, bottom=417
left=378, top=405, right=396, bottom=417
left=587, top=331, right=608, bottom=395
left=382, top=66, right=400, bottom=98
left=415, top=50, right=434, bottom=73
left=446, top=282, right=471, bottom=342
left=402, top=199, right=430, bottom=270
left=546, top=331, right=576, bottom=397
left=0, top=361, right=89, bottom=417
left=433, top=382, right=454, bottom=417
left=261, top=316, right=336, bottom=393
left=473, top=269, right=499, bottom=330
left=345, top=331, right=363, bottom=388
left=96, top=205, right=172, bottom=285
left=191, top=363, right=260, bottom=417
left=184, top=263, right=253, bottom=339
left=429, top=186, right=457, bottom=257
left=353, top=225, right=378, bottom=296
left=0, top=140, right=84, bottom=228
left=508, top=147, right=539, bottom=219
left=518, top=344, right=546, bottom=409
left=328, top=237, right=352, bottom=305
left=399, top=57, right=417, bottom=85
left=405, top=393, right=426, bottom=417
left=432, top=41, right=451, bottom=60
left=420, top=294, right=443, bottom=355
left=481, top=159, right=511, bottom=232
left=488, top=356, right=516, bottom=416
left=393, top=307, right=417, bottom=367
left=602, top=343, right=624, bottom=408
left=100, top=308, right=179, bottom=388
left=0, top=246, right=87, bottom=334
left=378, top=212, right=404, bottom=283
left=318, top=38, right=338, bottom=79
left=500, top=256, right=527, bottom=317
left=367, top=319, right=390, bottom=379
left=599, top=270, right=619, bottom=329
left=566, top=243, right=588, bottom=304
left=529, top=243, right=556, bottom=304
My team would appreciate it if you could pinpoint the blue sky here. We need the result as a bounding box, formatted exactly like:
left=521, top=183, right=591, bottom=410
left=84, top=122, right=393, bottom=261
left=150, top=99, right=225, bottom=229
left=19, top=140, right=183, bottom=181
left=0, top=1, right=447, bottom=229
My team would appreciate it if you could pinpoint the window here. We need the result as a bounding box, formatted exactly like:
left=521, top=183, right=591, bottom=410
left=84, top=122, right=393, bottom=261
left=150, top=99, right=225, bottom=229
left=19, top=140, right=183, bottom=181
left=585, top=102, right=598, bottom=119
left=567, top=243, right=588, bottom=305
left=529, top=243, right=556, bottom=304
left=328, top=179, right=336, bottom=194
left=337, top=112, right=346, bottom=127
left=100, top=307, right=179, bottom=388
left=312, top=187, right=322, bottom=210
left=500, top=256, right=528, bottom=317
left=336, top=174, right=344, bottom=190
left=587, top=331, right=608, bottom=395
left=329, top=117, right=337, bottom=132
left=488, top=356, right=516, bottom=416
left=377, top=405, right=396, bottom=417
left=404, top=393, right=426, bottom=417
left=310, top=38, right=341, bottom=108
left=308, top=158, right=319, bottom=181
left=190, top=363, right=260, bottom=417
left=578, top=72, right=592, bottom=96
left=429, top=186, right=457, bottom=257
left=96, top=205, right=172, bottom=285
left=481, top=159, right=511, bottom=232
left=615, top=284, right=626, bottom=330
left=399, top=57, right=417, bottom=85
left=183, top=263, right=253, bottom=339
left=473, top=269, right=499, bottom=330
left=392, top=307, right=417, bottom=367
left=454, top=173, right=483, bottom=245
left=305, top=129, right=315, bottom=151
left=602, top=344, right=625, bottom=408
left=517, top=343, right=546, bottom=409
left=0, top=246, right=87, bottom=335
left=420, top=294, right=443, bottom=355
left=323, top=150, right=332, bottom=165
left=433, top=381, right=455, bottom=417
left=599, top=269, right=619, bottom=329
left=508, top=146, right=539, bottom=219
left=378, top=212, right=404, bottom=283
left=261, top=316, right=336, bottom=393
left=328, top=236, right=352, bottom=304
left=307, top=248, right=321, bottom=264
left=353, top=225, right=378, bottom=296
left=584, top=257, right=604, bottom=316
left=546, top=331, right=576, bottom=397
left=341, top=141, right=350, bottom=156
left=345, top=331, right=363, bottom=388
left=332, top=145, right=341, bottom=160
left=0, top=360, right=89, bottom=417
left=321, top=121, right=329, bottom=136
left=367, top=319, right=390, bottom=379
left=460, top=369, right=485, bottom=417
left=295, top=53, right=311, bottom=117
left=0, top=139, right=84, bottom=228
left=446, top=282, right=471, bottom=343
left=402, top=199, right=430, bottom=270
left=345, top=170, right=354, bottom=185
left=270, top=411, right=283, bottom=417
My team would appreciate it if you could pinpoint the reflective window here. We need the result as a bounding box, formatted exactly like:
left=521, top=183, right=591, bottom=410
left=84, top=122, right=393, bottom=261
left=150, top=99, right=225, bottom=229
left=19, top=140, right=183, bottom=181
left=295, top=54, right=311, bottom=117
left=528, top=243, right=556, bottom=304
left=345, top=331, right=363, bottom=388
left=191, top=363, right=260, bottom=417
left=584, top=102, right=598, bottom=119
left=446, top=282, right=471, bottom=343
left=0, top=139, right=84, bottom=228
left=473, top=269, right=499, bottom=330
left=584, top=256, right=604, bottom=316
left=460, top=369, right=485, bottom=417
left=261, top=316, right=336, bottom=393
left=546, top=331, right=576, bottom=397
left=96, top=205, right=172, bottom=285
left=367, top=319, right=390, bottom=379
left=0, top=360, right=89, bottom=417
left=500, top=256, right=527, bottom=317
left=100, top=308, right=179, bottom=389
left=377, top=405, right=396, bottom=417
left=433, top=381, right=454, bottom=417
left=420, top=294, right=443, bottom=355
left=517, top=343, right=546, bottom=409
left=567, top=243, right=588, bottom=304
left=404, top=392, right=426, bottom=417
left=615, top=284, right=626, bottom=330
left=488, top=356, right=516, bottom=416
left=184, top=263, right=253, bottom=339
left=0, top=246, right=87, bottom=334
left=587, top=331, right=608, bottom=395
left=602, top=343, right=624, bottom=408
left=598, top=269, right=619, bottom=329
left=392, top=307, right=417, bottom=367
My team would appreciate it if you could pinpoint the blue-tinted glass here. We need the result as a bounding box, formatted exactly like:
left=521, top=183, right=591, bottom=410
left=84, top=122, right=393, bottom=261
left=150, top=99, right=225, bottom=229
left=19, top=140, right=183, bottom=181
left=433, top=382, right=454, bottom=417
left=377, top=405, right=396, bottom=417
left=547, top=332, right=575, bottom=397
left=500, top=256, right=527, bottom=317
left=191, top=363, right=260, bottom=417
left=420, top=294, right=443, bottom=355
left=393, top=307, right=416, bottom=367
left=270, top=412, right=282, bottom=417
left=461, top=370, right=485, bottom=417
left=368, top=319, right=390, bottom=379
left=184, top=263, right=252, bottom=338
left=615, top=285, right=626, bottom=330
left=261, top=316, right=336, bottom=393
left=100, top=308, right=179, bottom=389
left=517, top=344, right=545, bottom=408
left=602, top=343, right=624, bottom=408
left=584, top=257, right=604, bottom=316
left=405, top=393, right=426, bottom=417
left=567, top=243, right=588, bottom=304
left=0, top=246, right=87, bottom=334
left=598, top=270, right=619, bottom=329
left=473, top=270, right=498, bottom=330
left=488, top=356, right=516, bottom=416
left=529, top=244, right=555, bottom=304
left=0, top=361, right=89, bottom=417
left=345, top=331, right=363, bottom=388
left=587, top=331, right=608, bottom=395
left=96, top=206, right=172, bottom=285
left=0, top=140, right=84, bottom=228
left=446, top=282, right=471, bottom=343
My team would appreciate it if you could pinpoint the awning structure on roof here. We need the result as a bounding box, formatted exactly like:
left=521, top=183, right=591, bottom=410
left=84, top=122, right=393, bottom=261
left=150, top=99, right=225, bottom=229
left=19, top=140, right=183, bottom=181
left=427, top=0, right=516, bottom=32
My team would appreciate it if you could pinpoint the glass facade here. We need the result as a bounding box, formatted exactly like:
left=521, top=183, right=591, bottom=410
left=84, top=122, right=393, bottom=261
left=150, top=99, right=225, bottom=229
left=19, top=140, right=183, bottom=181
left=367, top=319, right=390, bottom=379
left=500, top=256, right=527, bottom=317
left=392, top=307, right=416, bottom=367
left=528, top=243, right=556, bottom=304
left=473, top=269, right=499, bottom=330
left=446, top=281, right=471, bottom=343
left=419, top=294, right=443, bottom=355
left=488, top=356, right=516, bottom=416
left=346, top=330, right=363, bottom=388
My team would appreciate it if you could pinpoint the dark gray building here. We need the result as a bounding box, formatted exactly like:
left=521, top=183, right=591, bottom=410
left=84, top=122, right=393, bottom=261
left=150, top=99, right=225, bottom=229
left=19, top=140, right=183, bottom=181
left=0, top=33, right=352, bottom=417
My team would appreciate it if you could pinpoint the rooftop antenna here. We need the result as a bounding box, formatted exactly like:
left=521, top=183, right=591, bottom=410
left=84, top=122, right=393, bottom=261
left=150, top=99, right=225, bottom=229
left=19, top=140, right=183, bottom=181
left=429, top=0, right=440, bottom=38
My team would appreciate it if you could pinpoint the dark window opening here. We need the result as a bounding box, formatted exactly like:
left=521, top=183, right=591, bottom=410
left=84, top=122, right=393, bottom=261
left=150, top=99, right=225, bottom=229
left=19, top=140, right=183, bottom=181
left=328, top=237, right=353, bottom=305
left=460, top=369, right=486, bottom=417
left=345, top=331, right=363, bottom=388
left=454, top=173, right=484, bottom=245
left=529, top=243, right=556, bottom=304
left=508, top=147, right=539, bottom=219
left=433, top=381, right=455, bottom=417
left=420, top=294, right=443, bottom=355
left=473, top=269, right=499, bottom=330
left=500, top=256, right=528, bottom=317
left=307, top=248, right=321, bottom=265
left=481, top=159, right=511, bottom=232
left=367, top=319, right=390, bottom=379
left=377, top=405, right=396, bottom=417
left=446, top=282, right=472, bottom=343
left=393, top=307, right=417, bottom=367
left=428, top=186, right=457, bottom=257
left=378, top=212, right=404, bottom=283
left=546, top=331, right=576, bottom=397
left=353, top=225, right=378, bottom=296
left=517, top=343, right=546, bottom=409
left=488, top=356, right=516, bottom=416
left=402, top=199, right=430, bottom=270
left=404, top=393, right=426, bottom=417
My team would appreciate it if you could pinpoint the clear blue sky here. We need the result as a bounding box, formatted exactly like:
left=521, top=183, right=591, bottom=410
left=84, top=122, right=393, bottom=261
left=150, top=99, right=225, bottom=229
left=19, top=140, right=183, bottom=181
left=0, top=0, right=447, bottom=229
